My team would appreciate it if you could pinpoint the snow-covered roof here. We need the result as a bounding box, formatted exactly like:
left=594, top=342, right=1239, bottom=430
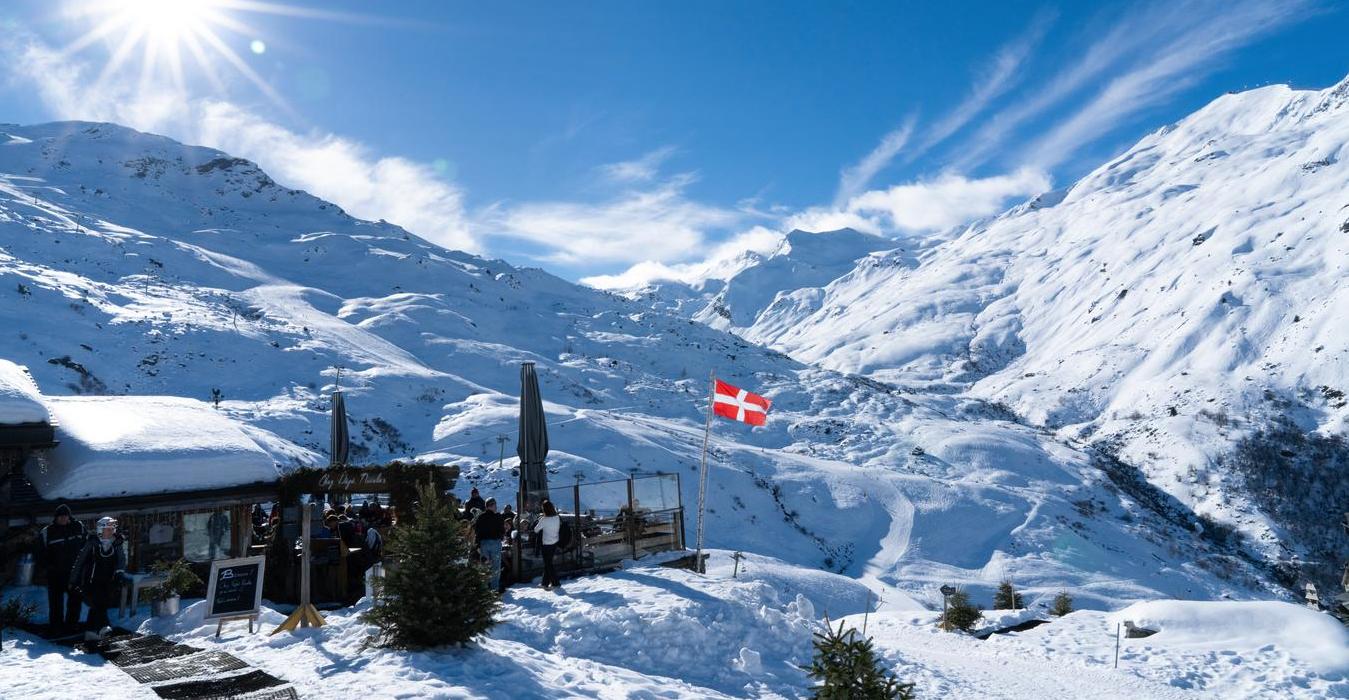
left=0, top=359, right=49, bottom=425
left=31, top=395, right=281, bottom=500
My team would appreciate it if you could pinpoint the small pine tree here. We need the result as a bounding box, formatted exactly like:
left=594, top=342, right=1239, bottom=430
left=993, top=579, right=1024, bottom=609
left=1, top=596, right=37, bottom=650
left=808, top=620, right=914, bottom=699
left=1051, top=590, right=1074, bottom=617
left=939, top=589, right=983, bottom=632
left=362, top=480, right=499, bottom=649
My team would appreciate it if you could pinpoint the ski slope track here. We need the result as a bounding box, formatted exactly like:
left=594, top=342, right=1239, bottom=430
left=0, top=104, right=1325, bottom=634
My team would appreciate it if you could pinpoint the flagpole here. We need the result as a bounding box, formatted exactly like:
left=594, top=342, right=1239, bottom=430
left=694, top=370, right=716, bottom=574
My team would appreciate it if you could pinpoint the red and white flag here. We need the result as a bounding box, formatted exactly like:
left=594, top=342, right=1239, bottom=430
left=712, top=379, right=771, bottom=426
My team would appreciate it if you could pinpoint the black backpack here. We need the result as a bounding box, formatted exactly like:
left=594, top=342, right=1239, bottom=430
left=557, top=521, right=573, bottom=550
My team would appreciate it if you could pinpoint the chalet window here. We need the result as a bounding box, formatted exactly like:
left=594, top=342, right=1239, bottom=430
left=139, top=520, right=179, bottom=567
left=183, top=510, right=232, bottom=561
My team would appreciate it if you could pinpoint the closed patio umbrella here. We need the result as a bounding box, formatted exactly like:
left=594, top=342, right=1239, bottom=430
left=330, top=390, right=349, bottom=467
left=517, top=362, right=549, bottom=511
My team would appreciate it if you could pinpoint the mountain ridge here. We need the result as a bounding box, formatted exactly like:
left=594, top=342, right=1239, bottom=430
left=0, top=115, right=1300, bottom=606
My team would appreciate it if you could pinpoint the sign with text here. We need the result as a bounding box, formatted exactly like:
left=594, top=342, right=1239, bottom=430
left=205, top=555, right=265, bottom=621
left=316, top=468, right=393, bottom=493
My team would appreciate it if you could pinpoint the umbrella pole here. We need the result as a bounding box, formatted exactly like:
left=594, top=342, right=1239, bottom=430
left=694, top=371, right=715, bottom=574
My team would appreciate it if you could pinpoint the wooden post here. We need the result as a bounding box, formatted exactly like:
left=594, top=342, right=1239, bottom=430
left=270, top=502, right=325, bottom=634
left=573, top=478, right=582, bottom=570
left=627, top=474, right=638, bottom=561
left=674, top=472, right=685, bottom=551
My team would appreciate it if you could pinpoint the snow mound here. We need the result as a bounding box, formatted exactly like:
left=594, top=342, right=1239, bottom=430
left=133, top=560, right=863, bottom=698
left=34, top=395, right=282, bottom=499
left=0, top=358, right=48, bottom=424
left=849, top=601, right=1349, bottom=699
left=1112, top=599, right=1349, bottom=675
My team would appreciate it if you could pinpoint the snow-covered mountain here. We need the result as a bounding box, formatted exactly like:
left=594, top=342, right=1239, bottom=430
left=0, top=120, right=1286, bottom=611
left=648, top=76, right=1349, bottom=591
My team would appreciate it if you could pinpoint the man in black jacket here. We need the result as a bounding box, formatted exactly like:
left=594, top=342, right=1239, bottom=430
left=463, top=488, right=486, bottom=519
left=37, top=504, right=86, bottom=636
left=473, top=498, right=506, bottom=592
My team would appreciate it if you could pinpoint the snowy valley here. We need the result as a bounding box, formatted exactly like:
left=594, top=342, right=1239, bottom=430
left=623, top=76, right=1349, bottom=599
left=1, top=76, right=1347, bottom=698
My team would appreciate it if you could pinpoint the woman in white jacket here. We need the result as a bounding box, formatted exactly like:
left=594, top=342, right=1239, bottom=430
left=533, top=500, right=562, bottom=589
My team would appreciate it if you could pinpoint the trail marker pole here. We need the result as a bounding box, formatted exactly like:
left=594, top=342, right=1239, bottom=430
left=694, top=371, right=716, bottom=574
left=939, top=584, right=956, bottom=631
left=863, top=589, right=874, bottom=636
left=1114, top=622, right=1121, bottom=669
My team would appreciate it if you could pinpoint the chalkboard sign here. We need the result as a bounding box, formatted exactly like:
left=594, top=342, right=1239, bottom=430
left=205, top=555, right=266, bottom=621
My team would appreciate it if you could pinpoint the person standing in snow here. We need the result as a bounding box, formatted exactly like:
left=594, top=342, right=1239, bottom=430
left=362, top=516, right=384, bottom=572
left=534, top=500, right=562, bottom=590
left=70, top=516, right=126, bottom=636
left=474, top=498, right=506, bottom=592
left=463, top=488, right=486, bottom=519
left=37, top=503, right=86, bottom=636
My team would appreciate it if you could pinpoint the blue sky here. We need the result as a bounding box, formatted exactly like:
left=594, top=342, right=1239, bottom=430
left=2, top=1, right=1347, bottom=285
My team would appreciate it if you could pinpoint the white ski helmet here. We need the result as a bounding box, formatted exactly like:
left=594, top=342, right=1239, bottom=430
left=96, top=516, right=118, bottom=531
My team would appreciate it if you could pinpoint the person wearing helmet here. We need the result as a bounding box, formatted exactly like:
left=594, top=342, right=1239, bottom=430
left=37, top=503, right=86, bottom=636
left=70, top=516, right=127, bottom=637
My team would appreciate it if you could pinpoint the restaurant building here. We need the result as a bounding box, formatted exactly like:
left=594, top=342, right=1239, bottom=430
left=0, top=358, right=291, bottom=579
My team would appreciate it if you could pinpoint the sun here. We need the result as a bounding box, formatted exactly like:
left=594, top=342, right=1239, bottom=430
left=121, top=0, right=220, bottom=42
left=62, top=0, right=285, bottom=107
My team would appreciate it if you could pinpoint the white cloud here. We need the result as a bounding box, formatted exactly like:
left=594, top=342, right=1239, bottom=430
left=784, top=207, right=885, bottom=237
left=193, top=101, right=474, bottom=251
left=593, top=167, right=1050, bottom=289
left=5, top=35, right=477, bottom=252
left=910, top=12, right=1052, bottom=159
left=834, top=117, right=914, bottom=206
left=490, top=172, right=750, bottom=265
left=599, top=146, right=678, bottom=183
left=1021, top=0, right=1309, bottom=170
left=845, top=168, right=1051, bottom=233
left=834, top=13, right=1048, bottom=205
left=581, top=226, right=783, bottom=289
left=950, top=9, right=1164, bottom=172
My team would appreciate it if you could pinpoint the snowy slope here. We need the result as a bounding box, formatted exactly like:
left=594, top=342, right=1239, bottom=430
left=689, top=76, right=1349, bottom=588
left=7, top=557, right=1344, bottom=699
left=0, top=120, right=1290, bottom=614
left=688, top=228, right=898, bottom=330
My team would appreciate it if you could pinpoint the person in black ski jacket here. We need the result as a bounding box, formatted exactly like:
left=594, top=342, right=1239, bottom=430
left=70, top=516, right=127, bottom=635
left=463, top=488, right=486, bottom=520
left=474, top=499, right=506, bottom=591
left=38, top=503, right=86, bottom=635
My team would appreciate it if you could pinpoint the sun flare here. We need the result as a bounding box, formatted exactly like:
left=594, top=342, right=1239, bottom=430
left=63, top=0, right=285, bottom=107
left=120, top=0, right=220, bottom=42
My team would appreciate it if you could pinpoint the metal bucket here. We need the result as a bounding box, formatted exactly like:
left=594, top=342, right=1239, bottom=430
left=152, top=595, right=180, bottom=617
left=15, top=554, right=34, bottom=587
